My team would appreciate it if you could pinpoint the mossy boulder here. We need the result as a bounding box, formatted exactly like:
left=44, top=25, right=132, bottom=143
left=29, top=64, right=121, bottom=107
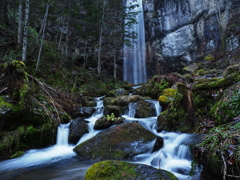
left=135, top=99, right=156, bottom=118
left=158, top=88, right=178, bottom=108
left=137, top=75, right=171, bottom=99
left=157, top=83, right=194, bottom=132
left=85, top=160, right=178, bottom=180
left=73, top=123, right=159, bottom=160
left=68, top=117, right=88, bottom=144
left=107, top=88, right=129, bottom=97
left=94, top=115, right=124, bottom=130
left=182, top=63, right=199, bottom=73
left=210, top=82, right=240, bottom=125
left=103, top=95, right=143, bottom=107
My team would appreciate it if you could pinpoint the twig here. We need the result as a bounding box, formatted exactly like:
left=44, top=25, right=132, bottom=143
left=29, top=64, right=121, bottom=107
left=0, top=87, right=8, bottom=94
left=226, top=174, right=240, bottom=178
left=221, top=154, right=227, bottom=180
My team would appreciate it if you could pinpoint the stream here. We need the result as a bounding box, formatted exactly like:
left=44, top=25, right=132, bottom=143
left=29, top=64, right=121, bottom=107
left=0, top=96, right=201, bottom=180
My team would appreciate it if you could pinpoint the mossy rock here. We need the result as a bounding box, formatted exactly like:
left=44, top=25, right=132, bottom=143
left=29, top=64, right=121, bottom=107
left=94, top=115, right=124, bottom=130
left=158, top=88, right=178, bottom=107
left=137, top=75, right=170, bottom=99
left=73, top=123, right=157, bottom=160
left=104, top=105, right=121, bottom=117
left=182, top=63, right=199, bottom=73
left=134, top=99, right=156, bottom=118
left=107, top=88, right=129, bottom=97
left=85, top=160, right=178, bottom=180
left=204, top=54, right=215, bottom=61
left=103, top=95, right=143, bottom=107
left=157, top=83, right=194, bottom=132
left=68, top=117, right=88, bottom=144
left=210, top=83, right=240, bottom=125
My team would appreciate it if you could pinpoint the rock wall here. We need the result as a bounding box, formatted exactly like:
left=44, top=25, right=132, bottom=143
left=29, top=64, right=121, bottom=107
left=144, top=0, right=240, bottom=75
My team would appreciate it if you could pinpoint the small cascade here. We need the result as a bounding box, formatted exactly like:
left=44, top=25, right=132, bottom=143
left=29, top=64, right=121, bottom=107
left=124, top=102, right=137, bottom=118
left=0, top=123, right=76, bottom=173
left=56, top=123, right=70, bottom=145
left=123, top=0, right=147, bottom=84
left=122, top=98, right=200, bottom=179
left=76, top=96, right=104, bottom=145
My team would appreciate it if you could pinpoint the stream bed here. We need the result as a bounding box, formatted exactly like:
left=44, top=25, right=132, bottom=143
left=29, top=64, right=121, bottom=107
left=0, top=97, right=201, bottom=180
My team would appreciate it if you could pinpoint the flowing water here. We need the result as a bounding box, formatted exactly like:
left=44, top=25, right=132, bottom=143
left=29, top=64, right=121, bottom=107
left=0, top=97, right=200, bottom=180
left=123, top=0, right=147, bottom=84
left=123, top=99, right=201, bottom=180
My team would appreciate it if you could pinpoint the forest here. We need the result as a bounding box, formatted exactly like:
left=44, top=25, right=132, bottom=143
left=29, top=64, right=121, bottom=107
left=0, top=0, right=240, bottom=180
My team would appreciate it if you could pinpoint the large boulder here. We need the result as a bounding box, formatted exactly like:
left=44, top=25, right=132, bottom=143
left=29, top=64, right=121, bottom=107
left=85, top=160, right=178, bottom=180
left=103, top=95, right=144, bottom=107
left=73, top=123, right=160, bottom=160
left=68, top=117, right=88, bottom=144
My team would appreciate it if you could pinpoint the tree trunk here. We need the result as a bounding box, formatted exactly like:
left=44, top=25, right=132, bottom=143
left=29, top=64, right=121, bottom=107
left=65, top=3, right=70, bottom=60
left=97, top=0, right=106, bottom=76
left=36, top=1, right=50, bottom=70
left=22, top=0, right=30, bottom=62
left=113, top=49, right=117, bottom=80
left=0, top=0, right=8, bottom=26
left=17, top=0, right=23, bottom=45
left=58, top=17, right=65, bottom=50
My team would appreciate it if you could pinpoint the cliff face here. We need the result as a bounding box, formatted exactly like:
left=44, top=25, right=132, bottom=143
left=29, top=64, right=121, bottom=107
left=144, top=0, right=240, bottom=75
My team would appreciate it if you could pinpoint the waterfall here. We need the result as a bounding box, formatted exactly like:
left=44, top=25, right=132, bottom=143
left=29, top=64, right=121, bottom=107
left=0, top=123, right=76, bottom=173
left=76, top=96, right=104, bottom=145
left=123, top=99, right=201, bottom=179
left=56, top=123, right=70, bottom=145
left=123, top=0, right=147, bottom=84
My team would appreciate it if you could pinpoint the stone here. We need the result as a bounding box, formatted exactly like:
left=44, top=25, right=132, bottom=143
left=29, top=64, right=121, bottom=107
left=68, top=117, right=88, bottom=144
left=94, top=116, right=124, bottom=130
left=85, top=160, right=178, bottom=180
left=73, top=123, right=157, bottom=160
left=79, top=107, right=95, bottom=118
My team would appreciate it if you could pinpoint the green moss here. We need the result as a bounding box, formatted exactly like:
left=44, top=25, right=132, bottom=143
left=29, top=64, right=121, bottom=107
left=0, top=96, right=14, bottom=114
left=194, top=78, right=231, bottom=90
left=85, top=160, right=178, bottom=180
left=204, top=55, right=215, bottom=61
left=196, top=69, right=207, bottom=76
left=158, top=88, right=178, bottom=106
left=85, top=160, right=138, bottom=180
left=10, top=151, right=25, bottom=158
left=138, top=76, right=170, bottom=99
left=210, top=84, right=240, bottom=124
left=196, top=122, right=240, bottom=178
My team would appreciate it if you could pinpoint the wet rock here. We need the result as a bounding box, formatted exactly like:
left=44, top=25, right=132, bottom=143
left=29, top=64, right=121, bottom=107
left=107, top=88, right=129, bottom=97
left=68, top=117, right=88, bottom=144
left=94, top=116, right=124, bottom=130
left=152, top=136, right=164, bottom=152
left=73, top=123, right=157, bottom=160
left=103, top=105, right=121, bottom=117
left=79, top=107, right=95, bottom=118
left=85, top=160, right=178, bottom=180
left=135, top=100, right=156, bottom=118
left=103, top=95, right=144, bottom=107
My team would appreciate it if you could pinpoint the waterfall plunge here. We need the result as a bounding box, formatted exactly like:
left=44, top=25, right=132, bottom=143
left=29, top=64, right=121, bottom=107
left=124, top=0, right=147, bottom=84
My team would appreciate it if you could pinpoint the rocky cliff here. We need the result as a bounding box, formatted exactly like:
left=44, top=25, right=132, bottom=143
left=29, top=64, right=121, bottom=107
left=144, top=0, right=240, bottom=75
